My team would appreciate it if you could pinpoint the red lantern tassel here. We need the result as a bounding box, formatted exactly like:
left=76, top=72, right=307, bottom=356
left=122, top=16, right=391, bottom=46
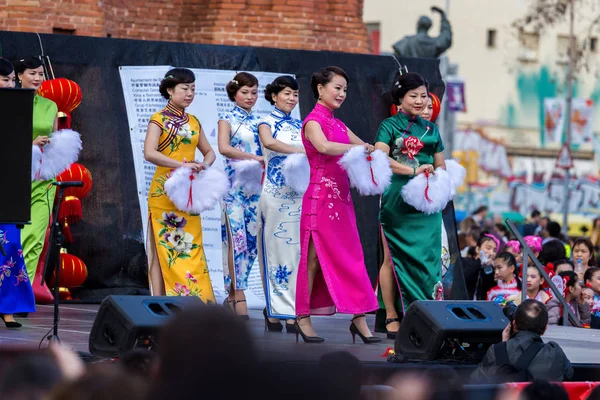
left=62, top=220, right=73, bottom=245
left=59, top=196, right=83, bottom=224
left=424, top=171, right=432, bottom=203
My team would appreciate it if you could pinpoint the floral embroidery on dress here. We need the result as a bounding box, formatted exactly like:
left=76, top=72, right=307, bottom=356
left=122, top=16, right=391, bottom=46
left=166, top=271, right=206, bottom=297
left=157, top=212, right=199, bottom=268
left=269, top=264, right=293, bottom=296
left=0, top=258, right=14, bottom=288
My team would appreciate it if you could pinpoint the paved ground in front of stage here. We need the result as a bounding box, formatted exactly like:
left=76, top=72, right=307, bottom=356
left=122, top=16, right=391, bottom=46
left=0, top=304, right=599, bottom=365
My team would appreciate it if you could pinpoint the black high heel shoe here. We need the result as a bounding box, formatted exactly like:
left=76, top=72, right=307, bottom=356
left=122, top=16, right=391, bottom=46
left=0, top=315, right=22, bottom=329
left=385, top=317, right=400, bottom=340
left=285, top=321, right=296, bottom=334
left=349, top=315, right=381, bottom=344
left=294, top=315, right=324, bottom=343
left=235, top=300, right=250, bottom=321
left=263, top=308, right=283, bottom=332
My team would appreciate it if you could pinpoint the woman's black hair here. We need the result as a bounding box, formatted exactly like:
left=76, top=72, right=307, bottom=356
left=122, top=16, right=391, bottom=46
left=584, top=266, right=600, bottom=284
left=391, top=72, right=428, bottom=104
left=158, top=68, right=195, bottom=100
left=496, top=251, right=517, bottom=268
left=13, top=57, right=42, bottom=76
left=554, top=259, right=574, bottom=271
left=226, top=72, right=259, bottom=102
left=310, top=66, right=349, bottom=99
left=0, top=57, right=14, bottom=76
left=264, top=75, right=299, bottom=105
left=539, top=240, right=567, bottom=265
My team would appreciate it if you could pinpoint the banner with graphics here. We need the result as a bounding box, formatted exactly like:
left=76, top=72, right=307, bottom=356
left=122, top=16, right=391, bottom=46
left=119, top=66, right=301, bottom=308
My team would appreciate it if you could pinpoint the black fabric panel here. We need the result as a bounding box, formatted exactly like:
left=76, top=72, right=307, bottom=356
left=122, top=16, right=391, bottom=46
left=0, top=31, right=443, bottom=300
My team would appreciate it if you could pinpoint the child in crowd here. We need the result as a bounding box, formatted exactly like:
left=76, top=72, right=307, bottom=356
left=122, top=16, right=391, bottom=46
left=584, top=267, right=600, bottom=317
left=507, top=266, right=552, bottom=305
left=524, top=235, right=542, bottom=263
left=487, top=252, right=520, bottom=303
left=462, top=234, right=499, bottom=300
left=546, top=270, right=591, bottom=327
left=505, top=240, right=522, bottom=265
left=572, top=237, right=596, bottom=282
left=554, top=259, right=575, bottom=275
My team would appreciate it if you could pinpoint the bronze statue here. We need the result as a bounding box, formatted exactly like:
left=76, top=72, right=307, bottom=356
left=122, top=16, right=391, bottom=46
left=393, top=7, right=452, bottom=58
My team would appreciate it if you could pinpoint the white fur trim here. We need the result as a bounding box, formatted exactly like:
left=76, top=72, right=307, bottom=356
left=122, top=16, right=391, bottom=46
left=37, top=129, right=82, bottom=180
left=232, top=159, right=263, bottom=195
left=445, top=159, right=466, bottom=198
left=338, top=147, right=392, bottom=196
left=401, top=167, right=452, bottom=214
left=164, top=165, right=230, bottom=214
left=282, top=153, right=309, bottom=193
left=31, top=145, right=42, bottom=181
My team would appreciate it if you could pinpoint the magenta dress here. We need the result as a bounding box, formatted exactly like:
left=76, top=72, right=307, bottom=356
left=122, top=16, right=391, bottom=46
left=295, top=103, right=379, bottom=316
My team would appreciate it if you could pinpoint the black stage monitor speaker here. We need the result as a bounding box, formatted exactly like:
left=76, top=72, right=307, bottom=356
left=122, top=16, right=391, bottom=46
left=395, top=301, right=509, bottom=363
left=0, top=88, right=35, bottom=225
left=89, top=295, right=204, bottom=357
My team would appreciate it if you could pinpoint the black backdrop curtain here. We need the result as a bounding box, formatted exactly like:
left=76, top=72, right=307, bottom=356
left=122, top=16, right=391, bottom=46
left=0, top=31, right=447, bottom=301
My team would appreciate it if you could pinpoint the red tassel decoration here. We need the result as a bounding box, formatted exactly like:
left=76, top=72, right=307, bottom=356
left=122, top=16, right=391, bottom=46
left=424, top=171, right=433, bottom=203
left=187, top=172, right=195, bottom=208
left=366, top=155, right=378, bottom=186
left=62, top=220, right=73, bottom=245
left=58, top=196, right=83, bottom=224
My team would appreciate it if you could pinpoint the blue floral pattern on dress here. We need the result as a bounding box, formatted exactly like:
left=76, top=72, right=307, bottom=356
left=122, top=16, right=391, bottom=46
left=267, top=155, right=286, bottom=187
left=220, top=105, right=262, bottom=291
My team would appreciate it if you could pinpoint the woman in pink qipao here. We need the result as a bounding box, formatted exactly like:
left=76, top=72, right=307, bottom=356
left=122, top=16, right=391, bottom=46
left=294, top=66, right=380, bottom=344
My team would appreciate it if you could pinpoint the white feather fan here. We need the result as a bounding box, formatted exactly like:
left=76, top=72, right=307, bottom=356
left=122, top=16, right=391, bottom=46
left=36, top=129, right=82, bottom=180
left=338, top=146, right=392, bottom=196
left=282, top=153, right=310, bottom=193
left=401, top=167, right=452, bottom=214
left=164, top=165, right=230, bottom=214
left=31, top=145, right=42, bottom=181
left=232, top=159, right=264, bottom=195
left=445, top=159, right=467, bottom=198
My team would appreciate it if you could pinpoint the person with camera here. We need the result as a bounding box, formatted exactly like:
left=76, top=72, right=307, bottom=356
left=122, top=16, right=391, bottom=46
left=472, top=299, right=573, bottom=383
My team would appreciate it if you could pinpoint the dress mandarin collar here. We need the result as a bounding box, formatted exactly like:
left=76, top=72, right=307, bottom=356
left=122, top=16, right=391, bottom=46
left=165, top=102, right=185, bottom=117
left=272, top=106, right=291, bottom=119
left=233, top=104, right=252, bottom=117
left=397, top=109, right=420, bottom=122
left=313, top=102, right=334, bottom=119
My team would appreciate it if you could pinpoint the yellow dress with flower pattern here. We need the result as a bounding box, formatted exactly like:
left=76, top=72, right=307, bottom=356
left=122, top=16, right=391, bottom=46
left=147, top=102, right=215, bottom=303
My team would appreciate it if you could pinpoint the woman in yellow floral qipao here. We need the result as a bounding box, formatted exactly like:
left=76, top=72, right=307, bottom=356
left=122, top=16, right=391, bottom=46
left=144, top=68, right=216, bottom=303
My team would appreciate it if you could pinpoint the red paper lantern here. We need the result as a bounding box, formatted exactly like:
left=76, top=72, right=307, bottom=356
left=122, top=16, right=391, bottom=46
left=56, top=163, right=93, bottom=200
left=38, top=78, right=82, bottom=115
left=430, top=93, right=441, bottom=123
left=49, top=250, right=88, bottom=288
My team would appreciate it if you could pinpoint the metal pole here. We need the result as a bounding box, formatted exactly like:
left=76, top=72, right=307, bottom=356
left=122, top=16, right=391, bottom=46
left=562, top=0, right=575, bottom=235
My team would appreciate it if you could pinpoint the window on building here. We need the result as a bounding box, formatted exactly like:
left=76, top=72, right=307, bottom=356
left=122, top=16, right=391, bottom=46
left=487, top=29, right=497, bottom=48
left=557, top=34, right=570, bottom=65
left=52, top=27, right=76, bottom=35
left=366, top=22, right=380, bottom=55
left=518, top=31, right=540, bottom=62
left=590, top=37, right=597, bottom=52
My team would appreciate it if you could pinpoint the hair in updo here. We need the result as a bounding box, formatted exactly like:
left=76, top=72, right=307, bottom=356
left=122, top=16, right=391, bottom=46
left=226, top=72, right=258, bottom=102
left=264, top=75, right=299, bottom=105
left=391, top=72, right=429, bottom=104
left=310, top=66, right=349, bottom=99
left=13, top=57, right=42, bottom=76
left=159, top=68, right=195, bottom=100
left=0, top=58, right=14, bottom=76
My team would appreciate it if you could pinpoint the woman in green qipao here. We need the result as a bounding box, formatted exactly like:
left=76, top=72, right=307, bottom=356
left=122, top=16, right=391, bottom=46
left=375, top=73, right=446, bottom=338
left=15, top=57, right=59, bottom=284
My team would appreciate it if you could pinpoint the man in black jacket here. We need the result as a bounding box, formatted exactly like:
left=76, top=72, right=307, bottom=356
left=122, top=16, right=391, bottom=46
left=472, top=299, right=573, bottom=382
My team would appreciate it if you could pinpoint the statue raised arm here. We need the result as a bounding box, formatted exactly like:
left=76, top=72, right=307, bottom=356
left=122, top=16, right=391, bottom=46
left=393, top=6, right=453, bottom=58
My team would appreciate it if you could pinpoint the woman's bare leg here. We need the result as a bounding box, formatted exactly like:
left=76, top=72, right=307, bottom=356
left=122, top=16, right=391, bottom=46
left=298, top=238, right=320, bottom=336
left=379, top=230, right=400, bottom=332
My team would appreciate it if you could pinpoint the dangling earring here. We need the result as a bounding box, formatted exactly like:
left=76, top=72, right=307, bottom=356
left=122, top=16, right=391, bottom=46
left=318, top=95, right=322, bottom=100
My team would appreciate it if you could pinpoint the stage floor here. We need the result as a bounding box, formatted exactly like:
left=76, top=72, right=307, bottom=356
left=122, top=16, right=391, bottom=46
left=1, top=304, right=599, bottom=365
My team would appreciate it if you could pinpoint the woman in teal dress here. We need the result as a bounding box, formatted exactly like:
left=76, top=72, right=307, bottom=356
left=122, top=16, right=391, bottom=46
left=375, top=73, right=446, bottom=334
left=15, top=57, right=58, bottom=285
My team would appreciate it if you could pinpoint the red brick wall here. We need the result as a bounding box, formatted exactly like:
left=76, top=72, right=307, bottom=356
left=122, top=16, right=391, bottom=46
left=1, top=0, right=369, bottom=53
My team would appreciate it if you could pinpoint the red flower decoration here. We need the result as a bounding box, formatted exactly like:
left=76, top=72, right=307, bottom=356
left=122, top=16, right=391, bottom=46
left=402, top=136, right=424, bottom=160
